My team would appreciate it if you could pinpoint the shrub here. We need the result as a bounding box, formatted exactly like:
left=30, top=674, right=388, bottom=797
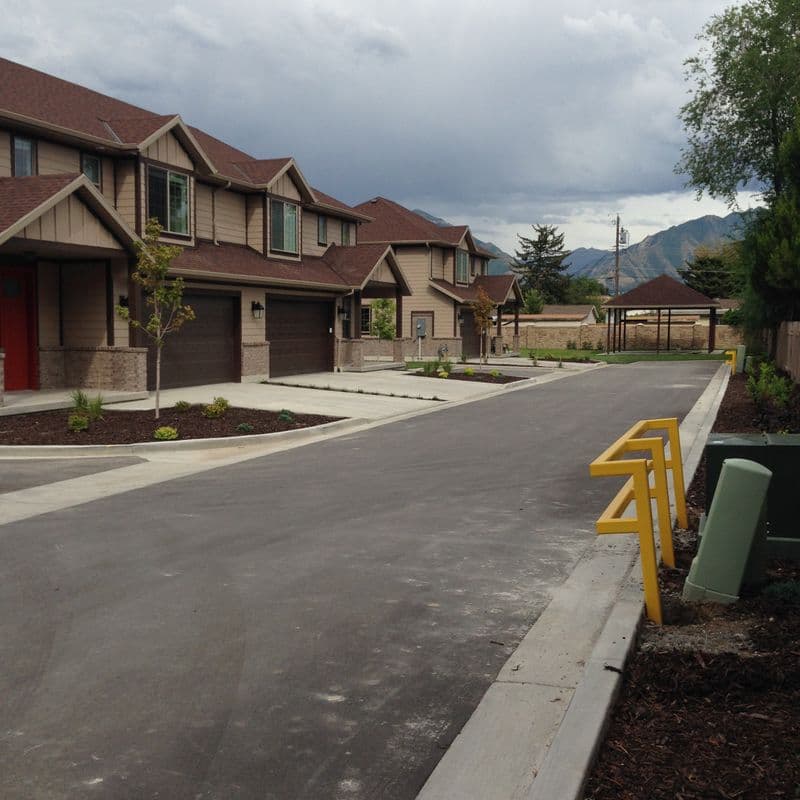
left=746, top=360, right=792, bottom=412
left=438, top=369, right=449, bottom=379
left=464, top=367, right=475, bottom=377
left=596, top=339, right=605, bottom=352
left=566, top=340, right=577, bottom=350
left=86, top=394, right=104, bottom=421
left=153, top=426, right=178, bottom=441
left=71, top=389, right=104, bottom=421
left=236, top=422, right=255, bottom=434
left=68, top=413, right=89, bottom=432
left=422, top=358, right=451, bottom=377
left=202, top=396, right=230, bottom=418
left=489, top=369, right=501, bottom=378
left=278, top=409, right=294, bottom=423
left=70, top=389, right=89, bottom=411
left=174, top=400, right=192, bottom=413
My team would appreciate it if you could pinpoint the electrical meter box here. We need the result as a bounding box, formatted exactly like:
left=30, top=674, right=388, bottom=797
left=416, top=318, right=427, bottom=338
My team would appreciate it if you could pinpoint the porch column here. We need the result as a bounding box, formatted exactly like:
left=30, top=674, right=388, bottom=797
left=656, top=309, right=662, bottom=354
left=606, top=308, right=611, bottom=353
left=622, top=310, right=628, bottom=350
left=709, top=306, right=717, bottom=352
left=352, top=290, right=362, bottom=339
left=667, top=309, right=672, bottom=350
left=514, top=305, right=519, bottom=336
left=496, top=307, right=503, bottom=337
left=395, top=287, right=403, bottom=337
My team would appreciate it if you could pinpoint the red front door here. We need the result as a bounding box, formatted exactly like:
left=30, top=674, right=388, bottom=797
left=0, top=267, right=37, bottom=390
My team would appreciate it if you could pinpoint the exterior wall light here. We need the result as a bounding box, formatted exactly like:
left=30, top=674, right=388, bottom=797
left=118, top=295, right=129, bottom=308
left=251, top=300, right=265, bottom=319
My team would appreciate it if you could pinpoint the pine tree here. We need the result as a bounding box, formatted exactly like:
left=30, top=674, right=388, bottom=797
left=513, top=224, right=571, bottom=303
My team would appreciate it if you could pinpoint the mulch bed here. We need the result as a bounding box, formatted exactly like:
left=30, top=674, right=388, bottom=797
left=413, top=371, right=524, bottom=385
left=584, top=370, right=800, bottom=800
left=0, top=406, right=342, bottom=446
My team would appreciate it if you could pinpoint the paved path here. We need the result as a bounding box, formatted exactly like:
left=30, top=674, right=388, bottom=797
left=0, top=362, right=718, bottom=800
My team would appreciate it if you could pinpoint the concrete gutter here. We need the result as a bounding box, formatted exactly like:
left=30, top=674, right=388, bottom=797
left=417, top=362, right=731, bottom=800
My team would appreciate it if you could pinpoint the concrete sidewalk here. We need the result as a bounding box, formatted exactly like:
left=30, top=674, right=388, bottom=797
left=416, top=362, right=730, bottom=800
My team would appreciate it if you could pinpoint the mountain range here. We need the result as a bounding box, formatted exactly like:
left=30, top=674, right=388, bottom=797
left=414, top=209, right=747, bottom=289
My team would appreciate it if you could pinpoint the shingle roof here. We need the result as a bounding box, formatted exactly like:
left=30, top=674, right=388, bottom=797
left=430, top=274, right=519, bottom=305
left=354, top=197, right=474, bottom=247
left=323, top=243, right=411, bottom=294
left=0, top=58, right=356, bottom=214
left=0, top=174, right=80, bottom=233
left=605, top=275, right=718, bottom=309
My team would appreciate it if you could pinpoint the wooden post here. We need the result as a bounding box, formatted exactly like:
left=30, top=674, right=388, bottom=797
left=606, top=307, right=611, bottom=353
left=395, top=286, right=403, bottom=338
left=709, top=307, right=717, bottom=352
left=353, top=290, right=362, bottom=339
left=622, top=309, right=627, bottom=350
left=667, top=309, right=672, bottom=350
left=656, top=309, right=661, bottom=354
left=514, top=304, right=519, bottom=336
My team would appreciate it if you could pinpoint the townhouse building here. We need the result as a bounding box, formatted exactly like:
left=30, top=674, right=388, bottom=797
left=0, top=57, right=410, bottom=394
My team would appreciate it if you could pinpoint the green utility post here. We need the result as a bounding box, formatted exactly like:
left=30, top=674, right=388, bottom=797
left=683, top=458, right=772, bottom=604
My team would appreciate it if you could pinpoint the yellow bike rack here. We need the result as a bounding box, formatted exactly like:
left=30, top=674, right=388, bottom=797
left=590, top=418, right=686, bottom=624
left=724, top=349, right=737, bottom=375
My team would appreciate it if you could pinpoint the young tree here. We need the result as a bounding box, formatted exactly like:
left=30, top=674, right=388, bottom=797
left=369, top=298, right=396, bottom=340
left=522, top=288, right=544, bottom=314
left=117, top=219, right=195, bottom=420
left=513, top=224, right=571, bottom=303
left=678, top=244, right=743, bottom=299
left=677, top=0, right=800, bottom=203
left=471, top=287, right=495, bottom=364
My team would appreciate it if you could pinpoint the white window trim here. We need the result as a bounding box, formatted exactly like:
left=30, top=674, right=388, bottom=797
left=147, top=165, right=190, bottom=236
left=271, top=199, right=300, bottom=254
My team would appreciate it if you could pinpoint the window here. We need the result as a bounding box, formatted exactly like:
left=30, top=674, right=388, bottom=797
left=470, top=255, right=476, bottom=277
left=341, top=221, right=351, bottom=246
left=361, top=306, right=372, bottom=334
left=271, top=199, right=299, bottom=253
left=13, top=137, right=35, bottom=176
left=456, top=250, right=469, bottom=284
left=81, top=154, right=101, bottom=188
left=318, top=215, right=327, bottom=245
left=148, top=166, right=189, bottom=234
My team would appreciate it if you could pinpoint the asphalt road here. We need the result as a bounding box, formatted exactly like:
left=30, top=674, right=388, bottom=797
left=0, top=362, right=719, bottom=800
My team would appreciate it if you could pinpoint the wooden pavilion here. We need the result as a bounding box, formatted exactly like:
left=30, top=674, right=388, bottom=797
left=604, top=275, right=720, bottom=353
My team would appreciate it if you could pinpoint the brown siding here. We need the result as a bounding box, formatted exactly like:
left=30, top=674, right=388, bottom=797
left=37, top=261, right=61, bottom=347
left=20, top=195, right=123, bottom=249
left=246, top=195, right=264, bottom=253
left=395, top=245, right=453, bottom=335
left=111, top=260, right=130, bottom=345
left=0, top=130, right=11, bottom=176
left=272, top=172, right=301, bottom=200
left=61, top=262, right=107, bottom=347
left=431, top=247, right=446, bottom=280
left=37, top=140, right=80, bottom=174
left=215, top=189, right=247, bottom=245
left=101, top=156, right=115, bottom=204
left=115, top=160, right=137, bottom=229
left=195, top=183, right=213, bottom=240
left=302, top=210, right=327, bottom=256
left=145, top=131, right=193, bottom=170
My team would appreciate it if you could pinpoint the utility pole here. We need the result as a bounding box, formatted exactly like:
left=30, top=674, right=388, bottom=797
left=613, top=215, right=628, bottom=296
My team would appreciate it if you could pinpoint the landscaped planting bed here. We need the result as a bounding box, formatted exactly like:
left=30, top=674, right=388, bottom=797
left=0, top=406, right=342, bottom=446
left=584, top=369, right=800, bottom=799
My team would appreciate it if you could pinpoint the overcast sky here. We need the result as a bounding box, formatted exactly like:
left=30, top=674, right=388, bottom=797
left=3, top=0, right=755, bottom=253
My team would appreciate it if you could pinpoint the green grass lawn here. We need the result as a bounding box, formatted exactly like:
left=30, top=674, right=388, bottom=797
left=520, top=348, right=727, bottom=364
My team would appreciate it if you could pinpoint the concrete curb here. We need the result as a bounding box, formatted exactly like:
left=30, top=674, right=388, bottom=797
left=416, top=362, right=731, bottom=800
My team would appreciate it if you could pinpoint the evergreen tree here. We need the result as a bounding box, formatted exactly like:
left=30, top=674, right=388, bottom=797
left=513, top=224, right=571, bottom=303
left=678, top=244, right=742, bottom=299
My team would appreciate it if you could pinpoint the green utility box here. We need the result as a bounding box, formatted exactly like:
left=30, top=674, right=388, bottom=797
left=705, top=433, right=800, bottom=558
left=684, top=458, right=772, bottom=603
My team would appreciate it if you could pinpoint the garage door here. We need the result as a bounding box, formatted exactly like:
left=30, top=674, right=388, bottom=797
left=266, top=297, right=334, bottom=377
left=148, top=293, right=239, bottom=389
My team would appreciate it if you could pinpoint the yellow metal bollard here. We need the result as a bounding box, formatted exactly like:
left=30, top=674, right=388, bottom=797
left=724, top=349, right=737, bottom=375
left=590, top=417, right=686, bottom=624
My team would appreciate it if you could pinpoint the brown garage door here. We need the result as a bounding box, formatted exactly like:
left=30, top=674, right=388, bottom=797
left=266, top=297, right=334, bottom=377
left=148, top=293, right=239, bottom=389
left=460, top=310, right=482, bottom=358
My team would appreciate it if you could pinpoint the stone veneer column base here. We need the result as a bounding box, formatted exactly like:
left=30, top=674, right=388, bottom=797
left=39, top=346, right=147, bottom=391
left=241, top=341, right=269, bottom=383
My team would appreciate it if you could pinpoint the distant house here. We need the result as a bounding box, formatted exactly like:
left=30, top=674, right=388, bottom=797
left=505, top=305, right=599, bottom=329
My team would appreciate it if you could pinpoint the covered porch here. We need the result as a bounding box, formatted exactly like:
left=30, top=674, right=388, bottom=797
left=0, top=174, right=143, bottom=402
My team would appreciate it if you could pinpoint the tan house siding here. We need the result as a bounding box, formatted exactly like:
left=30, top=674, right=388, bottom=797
left=272, top=173, right=301, bottom=200
left=195, top=183, right=214, bottom=240
left=61, top=262, right=107, bottom=347
left=0, top=130, right=10, bottom=176
left=100, top=156, right=115, bottom=204
left=246, top=195, right=264, bottom=253
left=111, top=260, right=130, bottom=345
left=19, top=195, right=123, bottom=249
left=145, top=131, right=193, bottom=170
left=240, top=286, right=266, bottom=344
left=215, top=189, right=247, bottom=245
left=430, top=247, right=446, bottom=280
left=37, top=140, right=80, bottom=175
left=115, top=159, right=137, bottom=230
left=302, top=210, right=327, bottom=256
left=371, top=258, right=397, bottom=284
left=395, top=245, right=454, bottom=336
left=37, top=262, right=61, bottom=347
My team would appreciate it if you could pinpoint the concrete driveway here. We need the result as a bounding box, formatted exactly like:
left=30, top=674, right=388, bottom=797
left=0, top=362, right=719, bottom=799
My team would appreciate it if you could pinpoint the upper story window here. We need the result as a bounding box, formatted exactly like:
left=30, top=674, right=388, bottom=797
left=148, top=166, right=189, bottom=235
left=470, top=255, right=476, bottom=277
left=271, top=199, right=298, bottom=254
left=456, top=250, right=469, bottom=284
left=341, top=221, right=351, bottom=246
left=13, top=137, right=36, bottom=176
left=81, top=154, right=101, bottom=188
left=318, top=215, right=327, bottom=245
